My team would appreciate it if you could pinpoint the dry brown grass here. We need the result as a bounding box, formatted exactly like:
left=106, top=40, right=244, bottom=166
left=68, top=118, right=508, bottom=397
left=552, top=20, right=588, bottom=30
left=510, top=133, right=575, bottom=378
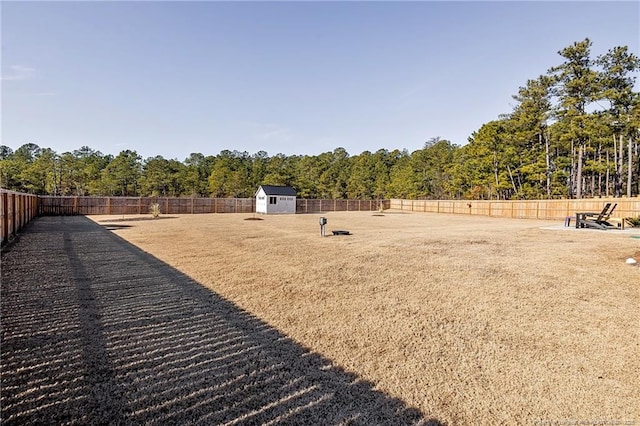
left=91, top=211, right=640, bottom=425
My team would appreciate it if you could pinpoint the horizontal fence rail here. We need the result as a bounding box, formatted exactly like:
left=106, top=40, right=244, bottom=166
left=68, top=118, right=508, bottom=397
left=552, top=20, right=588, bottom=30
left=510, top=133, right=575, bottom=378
left=390, top=198, right=640, bottom=221
left=1, top=190, right=39, bottom=246
left=38, top=197, right=391, bottom=216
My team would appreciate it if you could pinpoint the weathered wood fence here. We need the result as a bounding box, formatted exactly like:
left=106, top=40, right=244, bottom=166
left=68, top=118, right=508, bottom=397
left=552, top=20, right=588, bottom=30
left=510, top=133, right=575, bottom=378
left=31, top=196, right=640, bottom=219
left=38, top=197, right=256, bottom=216
left=37, top=197, right=390, bottom=216
left=390, top=198, right=640, bottom=220
left=1, top=190, right=39, bottom=246
left=5, top=195, right=638, bottom=246
left=297, top=199, right=387, bottom=214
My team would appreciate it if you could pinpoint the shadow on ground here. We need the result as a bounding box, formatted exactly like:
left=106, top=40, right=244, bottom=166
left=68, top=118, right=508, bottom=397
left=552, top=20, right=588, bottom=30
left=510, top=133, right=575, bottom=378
left=98, top=216, right=179, bottom=222
left=1, top=216, right=442, bottom=425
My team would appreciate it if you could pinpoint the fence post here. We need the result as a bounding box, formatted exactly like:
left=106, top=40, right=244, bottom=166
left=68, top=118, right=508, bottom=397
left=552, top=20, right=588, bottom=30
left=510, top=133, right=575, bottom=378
left=11, top=194, right=16, bottom=236
left=18, top=195, right=23, bottom=229
left=1, top=193, right=5, bottom=244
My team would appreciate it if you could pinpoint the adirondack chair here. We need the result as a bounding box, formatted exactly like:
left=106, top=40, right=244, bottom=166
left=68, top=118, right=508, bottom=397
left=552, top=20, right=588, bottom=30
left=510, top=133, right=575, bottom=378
left=575, top=203, right=617, bottom=230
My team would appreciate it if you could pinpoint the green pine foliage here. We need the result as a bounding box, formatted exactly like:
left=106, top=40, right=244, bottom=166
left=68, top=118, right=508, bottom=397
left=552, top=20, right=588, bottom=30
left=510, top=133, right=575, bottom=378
left=1, top=39, right=638, bottom=200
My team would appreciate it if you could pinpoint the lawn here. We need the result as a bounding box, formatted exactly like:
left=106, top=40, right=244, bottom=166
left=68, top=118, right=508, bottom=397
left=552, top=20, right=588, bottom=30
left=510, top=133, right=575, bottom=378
left=91, top=211, right=640, bottom=425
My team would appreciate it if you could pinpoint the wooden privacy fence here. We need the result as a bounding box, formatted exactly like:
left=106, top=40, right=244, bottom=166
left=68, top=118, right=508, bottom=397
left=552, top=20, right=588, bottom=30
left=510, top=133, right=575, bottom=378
left=390, top=198, right=640, bottom=221
left=13, top=195, right=638, bottom=238
left=1, top=190, right=39, bottom=246
left=38, top=197, right=390, bottom=216
left=39, top=197, right=256, bottom=216
left=297, top=199, right=388, bottom=213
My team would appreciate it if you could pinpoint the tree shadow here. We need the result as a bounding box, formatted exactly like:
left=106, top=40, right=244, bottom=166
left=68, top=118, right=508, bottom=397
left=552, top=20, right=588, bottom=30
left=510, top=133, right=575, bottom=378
left=1, top=216, right=443, bottom=425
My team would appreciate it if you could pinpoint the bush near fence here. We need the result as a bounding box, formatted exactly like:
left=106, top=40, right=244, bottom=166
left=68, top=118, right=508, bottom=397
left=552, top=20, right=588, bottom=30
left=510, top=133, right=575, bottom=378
left=1, top=190, right=39, bottom=246
left=390, top=198, right=640, bottom=221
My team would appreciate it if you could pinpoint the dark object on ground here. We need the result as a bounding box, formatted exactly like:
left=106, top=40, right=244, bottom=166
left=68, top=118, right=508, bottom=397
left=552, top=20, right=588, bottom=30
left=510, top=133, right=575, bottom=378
left=332, top=230, right=351, bottom=236
left=575, top=203, right=618, bottom=230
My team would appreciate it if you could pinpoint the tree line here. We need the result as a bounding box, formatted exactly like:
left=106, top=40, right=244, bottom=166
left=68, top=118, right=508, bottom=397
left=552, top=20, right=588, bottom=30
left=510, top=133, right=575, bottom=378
left=1, top=39, right=638, bottom=200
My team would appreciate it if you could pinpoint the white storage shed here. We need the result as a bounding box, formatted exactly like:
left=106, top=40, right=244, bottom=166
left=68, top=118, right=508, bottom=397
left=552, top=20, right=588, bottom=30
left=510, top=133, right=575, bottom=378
left=255, top=185, right=297, bottom=214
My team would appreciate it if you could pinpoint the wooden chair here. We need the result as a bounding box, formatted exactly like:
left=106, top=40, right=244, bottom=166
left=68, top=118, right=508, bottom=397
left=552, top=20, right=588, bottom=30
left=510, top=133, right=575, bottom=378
left=575, top=203, right=617, bottom=230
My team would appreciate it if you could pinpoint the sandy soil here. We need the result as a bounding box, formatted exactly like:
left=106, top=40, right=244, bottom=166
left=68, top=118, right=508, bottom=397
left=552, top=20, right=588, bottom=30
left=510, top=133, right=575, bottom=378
left=89, top=211, right=640, bottom=425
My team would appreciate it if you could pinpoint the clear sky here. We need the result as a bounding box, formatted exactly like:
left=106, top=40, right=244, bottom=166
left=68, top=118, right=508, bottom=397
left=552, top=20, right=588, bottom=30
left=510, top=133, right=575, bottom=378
left=1, top=1, right=639, bottom=161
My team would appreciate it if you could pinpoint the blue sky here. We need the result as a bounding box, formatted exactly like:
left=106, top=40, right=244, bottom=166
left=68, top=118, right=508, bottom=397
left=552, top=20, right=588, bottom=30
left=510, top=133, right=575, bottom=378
left=2, top=1, right=639, bottom=161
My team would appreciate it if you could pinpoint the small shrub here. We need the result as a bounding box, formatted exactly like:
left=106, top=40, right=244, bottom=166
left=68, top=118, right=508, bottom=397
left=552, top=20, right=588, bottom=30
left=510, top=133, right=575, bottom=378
left=626, top=215, right=640, bottom=226
left=149, top=203, right=161, bottom=218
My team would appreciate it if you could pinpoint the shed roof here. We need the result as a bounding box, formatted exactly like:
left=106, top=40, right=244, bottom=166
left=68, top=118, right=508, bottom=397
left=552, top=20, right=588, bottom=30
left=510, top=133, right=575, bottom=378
left=257, top=185, right=297, bottom=196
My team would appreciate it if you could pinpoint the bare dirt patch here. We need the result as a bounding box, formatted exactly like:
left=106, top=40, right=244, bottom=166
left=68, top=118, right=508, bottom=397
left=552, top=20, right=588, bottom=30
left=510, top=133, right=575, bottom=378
left=91, top=211, right=640, bottom=424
